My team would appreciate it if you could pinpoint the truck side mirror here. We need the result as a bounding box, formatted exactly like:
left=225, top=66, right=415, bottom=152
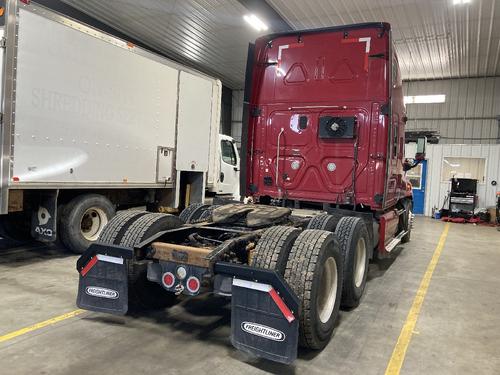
left=415, top=137, right=426, bottom=161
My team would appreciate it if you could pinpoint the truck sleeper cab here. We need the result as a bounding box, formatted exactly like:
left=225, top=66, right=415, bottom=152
left=76, top=22, right=416, bottom=365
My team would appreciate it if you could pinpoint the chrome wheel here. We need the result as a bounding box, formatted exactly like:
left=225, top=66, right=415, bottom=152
left=354, top=237, right=367, bottom=288
left=317, top=256, right=338, bottom=324
left=80, top=207, right=108, bottom=241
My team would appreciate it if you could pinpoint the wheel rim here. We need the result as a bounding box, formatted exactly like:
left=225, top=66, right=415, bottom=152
left=317, top=256, right=338, bottom=324
left=80, top=207, right=108, bottom=241
left=354, top=237, right=367, bottom=288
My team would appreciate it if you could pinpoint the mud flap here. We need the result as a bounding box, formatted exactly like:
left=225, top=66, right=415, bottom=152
left=76, top=244, right=133, bottom=315
left=31, top=190, right=58, bottom=242
left=214, top=262, right=300, bottom=364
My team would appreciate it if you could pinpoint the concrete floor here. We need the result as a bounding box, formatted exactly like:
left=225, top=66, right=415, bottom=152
left=0, top=218, right=499, bottom=374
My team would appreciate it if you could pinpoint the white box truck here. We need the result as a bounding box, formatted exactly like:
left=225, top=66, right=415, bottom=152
left=0, top=0, right=239, bottom=253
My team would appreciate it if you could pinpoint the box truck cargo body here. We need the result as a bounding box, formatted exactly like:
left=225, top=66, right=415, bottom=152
left=0, top=0, right=238, bottom=253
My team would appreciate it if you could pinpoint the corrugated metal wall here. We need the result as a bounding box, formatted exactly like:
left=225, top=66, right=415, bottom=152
left=231, top=90, right=244, bottom=149
left=405, top=143, right=500, bottom=216
left=404, top=77, right=500, bottom=144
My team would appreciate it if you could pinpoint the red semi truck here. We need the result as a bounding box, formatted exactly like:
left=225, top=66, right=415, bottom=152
left=76, top=22, right=423, bottom=364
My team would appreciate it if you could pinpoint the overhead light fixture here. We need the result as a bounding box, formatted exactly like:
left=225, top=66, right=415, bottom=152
left=404, top=95, right=446, bottom=104
left=453, top=0, right=471, bottom=5
left=243, top=14, right=268, bottom=32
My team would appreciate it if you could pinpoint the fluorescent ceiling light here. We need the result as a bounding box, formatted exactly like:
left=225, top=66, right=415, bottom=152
left=404, top=95, right=446, bottom=104
left=453, top=0, right=471, bottom=5
left=243, top=14, right=268, bottom=32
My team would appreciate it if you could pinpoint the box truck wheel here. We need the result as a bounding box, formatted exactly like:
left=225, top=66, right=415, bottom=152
left=179, top=203, right=210, bottom=224
left=60, top=194, right=115, bottom=254
left=251, top=226, right=301, bottom=274
left=116, top=213, right=183, bottom=310
left=307, top=214, right=341, bottom=232
left=335, top=217, right=370, bottom=309
left=284, top=229, right=343, bottom=349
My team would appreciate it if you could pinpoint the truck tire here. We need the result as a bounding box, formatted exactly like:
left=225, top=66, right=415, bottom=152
left=335, top=216, right=370, bottom=309
left=98, top=210, right=148, bottom=245
left=60, top=194, right=115, bottom=254
left=284, top=229, right=343, bottom=349
left=307, top=214, right=341, bottom=232
left=193, top=204, right=221, bottom=223
left=179, top=203, right=210, bottom=224
left=400, top=200, right=412, bottom=243
left=251, top=226, right=301, bottom=275
left=117, top=213, right=183, bottom=310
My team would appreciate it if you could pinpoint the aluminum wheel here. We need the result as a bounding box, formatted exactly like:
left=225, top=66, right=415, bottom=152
left=317, top=256, right=338, bottom=324
left=80, top=207, right=108, bottom=241
left=354, top=237, right=367, bottom=288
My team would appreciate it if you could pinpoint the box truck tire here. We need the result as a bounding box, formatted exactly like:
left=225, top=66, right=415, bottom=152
left=115, top=213, right=183, bottom=310
left=336, top=217, right=370, bottom=309
left=284, top=230, right=343, bottom=349
left=60, top=194, right=116, bottom=254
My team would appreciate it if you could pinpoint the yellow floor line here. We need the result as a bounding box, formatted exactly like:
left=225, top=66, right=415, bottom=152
left=385, top=223, right=450, bottom=375
left=0, top=309, right=85, bottom=344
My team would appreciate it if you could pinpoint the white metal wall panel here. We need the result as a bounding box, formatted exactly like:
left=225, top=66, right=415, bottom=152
left=176, top=71, right=213, bottom=172
left=13, top=9, right=178, bottom=184
left=404, top=77, right=500, bottom=144
left=405, top=143, right=500, bottom=216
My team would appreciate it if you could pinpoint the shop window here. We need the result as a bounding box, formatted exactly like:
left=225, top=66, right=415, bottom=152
left=441, top=157, right=486, bottom=183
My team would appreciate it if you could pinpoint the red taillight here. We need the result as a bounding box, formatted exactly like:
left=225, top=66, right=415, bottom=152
left=162, top=272, right=175, bottom=288
left=186, top=276, right=200, bottom=293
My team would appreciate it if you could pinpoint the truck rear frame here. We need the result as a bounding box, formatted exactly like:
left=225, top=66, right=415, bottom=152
left=76, top=22, right=420, bottom=364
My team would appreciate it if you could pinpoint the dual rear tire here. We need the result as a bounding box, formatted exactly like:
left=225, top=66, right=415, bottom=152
left=98, top=211, right=183, bottom=311
left=252, top=226, right=343, bottom=349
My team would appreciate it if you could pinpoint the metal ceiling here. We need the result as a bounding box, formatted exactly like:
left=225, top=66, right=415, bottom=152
left=268, top=0, right=500, bottom=81
left=58, top=0, right=500, bottom=88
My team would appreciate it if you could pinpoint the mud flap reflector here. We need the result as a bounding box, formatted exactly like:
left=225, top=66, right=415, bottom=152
left=77, top=254, right=128, bottom=315
left=231, top=278, right=298, bottom=364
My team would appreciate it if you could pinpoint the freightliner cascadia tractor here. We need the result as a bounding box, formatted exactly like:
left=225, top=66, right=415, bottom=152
left=76, top=22, right=424, bottom=364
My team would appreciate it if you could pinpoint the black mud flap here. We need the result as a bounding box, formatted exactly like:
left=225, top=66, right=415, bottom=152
left=31, top=190, right=58, bottom=242
left=214, top=262, right=300, bottom=364
left=76, top=244, right=133, bottom=315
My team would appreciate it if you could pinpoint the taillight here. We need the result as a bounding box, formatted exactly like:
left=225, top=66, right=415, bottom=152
left=186, top=276, right=200, bottom=293
left=162, top=272, right=175, bottom=288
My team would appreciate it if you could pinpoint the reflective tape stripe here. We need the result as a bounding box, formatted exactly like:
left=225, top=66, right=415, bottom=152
left=233, top=278, right=272, bottom=293
left=269, top=288, right=295, bottom=323
left=233, top=278, right=295, bottom=323
left=96, top=254, right=124, bottom=265
left=80, top=256, right=98, bottom=277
